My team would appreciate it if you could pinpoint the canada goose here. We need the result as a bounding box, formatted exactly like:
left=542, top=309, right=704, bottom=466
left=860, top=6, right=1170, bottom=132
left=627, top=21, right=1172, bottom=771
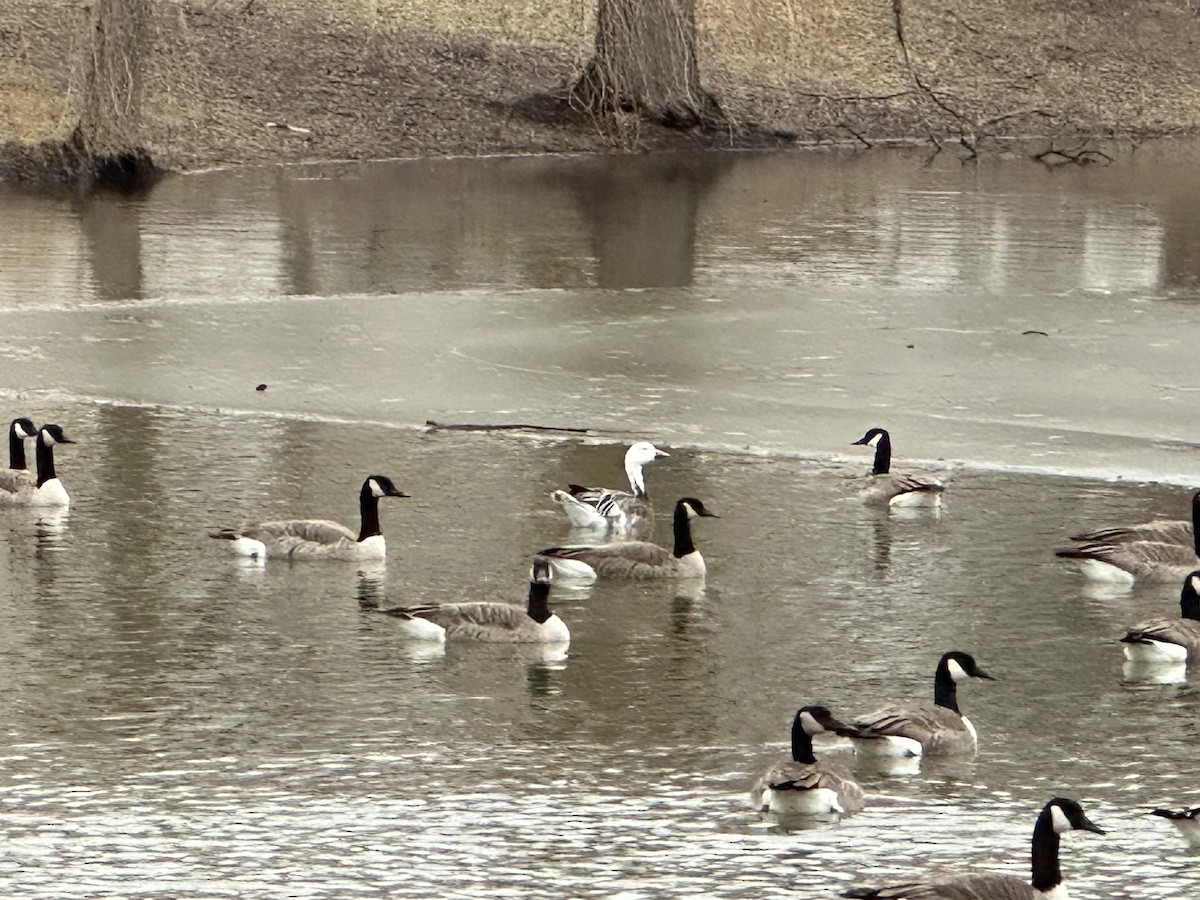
left=842, top=797, right=1104, bottom=899
left=0, top=417, right=37, bottom=504
left=750, top=705, right=864, bottom=817
left=1067, top=491, right=1200, bottom=547
left=377, top=559, right=569, bottom=644
left=852, top=428, right=944, bottom=508
left=209, top=475, right=408, bottom=561
left=1119, top=569, right=1200, bottom=663
left=1150, top=807, right=1200, bottom=847
left=1053, top=534, right=1200, bottom=585
left=535, top=497, right=718, bottom=580
left=840, top=651, right=994, bottom=758
left=21, top=424, right=74, bottom=507
left=552, top=441, right=670, bottom=533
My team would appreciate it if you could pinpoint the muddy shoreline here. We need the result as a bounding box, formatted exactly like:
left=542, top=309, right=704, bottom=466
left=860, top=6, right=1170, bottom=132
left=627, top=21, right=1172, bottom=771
left=3, top=1, right=1200, bottom=184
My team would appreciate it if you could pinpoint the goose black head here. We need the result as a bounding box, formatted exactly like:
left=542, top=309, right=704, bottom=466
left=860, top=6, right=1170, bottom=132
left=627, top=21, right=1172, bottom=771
left=941, top=650, right=995, bottom=682
left=796, top=704, right=852, bottom=736
left=364, top=475, right=409, bottom=499
left=39, top=424, right=74, bottom=445
left=678, top=497, right=719, bottom=519
left=852, top=427, right=888, bottom=447
left=1046, top=797, right=1105, bottom=835
left=530, top=558, right=553, bottom=584
left=11, top=418, right=36, bottom=439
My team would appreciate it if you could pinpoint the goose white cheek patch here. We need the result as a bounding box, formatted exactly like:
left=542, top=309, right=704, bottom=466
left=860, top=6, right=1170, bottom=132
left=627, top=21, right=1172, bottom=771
left=947, top=658, right=969, bottom=682
left=368, top=478, right=383, bottom=497
left=1050, top=803, right=1073, bottom=834
left=798, top=711, right=821, bottom=734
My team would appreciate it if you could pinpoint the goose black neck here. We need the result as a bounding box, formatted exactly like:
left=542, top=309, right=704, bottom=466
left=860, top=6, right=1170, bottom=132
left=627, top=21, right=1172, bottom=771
left=933, top=662, right=960, bottom=713
left=357, top=488, right=383, bottom=542
left=672, top=503, right=697, bottom=558
left=1029, top=807, right=1064, bottom=892
left=1182, top=580, right=1200, bottom=621
left=1192, top=493, right=1200, bottom=557
left=871, top=432, right=892, bottom=475
left=527, top=581, right=552, bottom=624
left=35, top=434, right=57, bottom=487
left=8, top=428, right=27, bottom=470
left=790, top=716, right=817, bottom=764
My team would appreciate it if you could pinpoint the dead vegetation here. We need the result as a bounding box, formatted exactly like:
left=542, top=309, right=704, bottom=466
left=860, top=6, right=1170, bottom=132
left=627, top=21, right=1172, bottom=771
left=2, top=0, right=1200, bottom=188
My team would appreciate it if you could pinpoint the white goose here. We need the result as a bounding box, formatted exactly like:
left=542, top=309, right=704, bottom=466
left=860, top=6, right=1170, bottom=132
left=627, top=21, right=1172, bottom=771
left=552, top=441, right=669, bottom=533
left=840, top=651, right=994, bottom=759
left=1150, top=806, right=1200, bottom=847
left=0, top=417, right=37, bottom=504
left=750, top=705, right=864, bottom=818
left=209, top=475, right=408, bottom=561
left=852, top=427, right=944, bottom=508
left=1119, top=569, right=1200, bottom=664
left=377, top=559, right=568, bottom=644
left=535, top=496, right=718, bottom=580
left=841, top=797, right=1105, bottom=899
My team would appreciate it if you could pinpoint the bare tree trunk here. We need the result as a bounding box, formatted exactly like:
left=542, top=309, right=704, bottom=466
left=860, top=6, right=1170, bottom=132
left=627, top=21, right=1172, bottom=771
left=572, top=0, right=722, bottom=129
left=70, top=0, right=157, bottom=188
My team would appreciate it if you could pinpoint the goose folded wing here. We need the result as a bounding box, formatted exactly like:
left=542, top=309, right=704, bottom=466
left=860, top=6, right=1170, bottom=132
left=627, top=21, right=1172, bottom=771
left=763, top=763, right=823, bottom=792
left=1070, top=519, right=1191, bottom=545
left=568, top=485, right=636, bottom=514
left=854, top=706, right=945, bottom=743
left=246, top=518, right=357, bottom=545
left=1056, top=538, right=1199, bottom=566
left=845, top=879, right=1021, bottom=899
left=1125, top=617, right=1200, bottom=644
left=890, top=473, right=944, bottom=493
left=381, top=602, right=528, bottom=631
left=542, top=542, right=671, bottom=566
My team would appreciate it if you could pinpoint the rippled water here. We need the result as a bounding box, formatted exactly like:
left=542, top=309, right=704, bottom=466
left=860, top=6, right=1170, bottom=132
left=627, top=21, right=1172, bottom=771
left=2, top=146, right=1200, bottom=897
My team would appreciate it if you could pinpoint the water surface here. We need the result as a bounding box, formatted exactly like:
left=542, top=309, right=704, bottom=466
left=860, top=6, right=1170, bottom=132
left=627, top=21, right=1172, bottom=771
left=2, top=146, right=1200, bottom=898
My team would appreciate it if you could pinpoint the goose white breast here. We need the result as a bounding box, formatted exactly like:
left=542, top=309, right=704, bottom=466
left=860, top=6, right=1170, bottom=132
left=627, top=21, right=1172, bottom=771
left=209, top=475, right=408, bottom=561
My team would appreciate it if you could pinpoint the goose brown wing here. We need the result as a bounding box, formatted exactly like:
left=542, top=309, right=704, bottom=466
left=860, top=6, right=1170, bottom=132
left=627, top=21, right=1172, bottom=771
left=245, top=518, right=356, bottom=546
left=844, top=875, right=1033, bottom=899
left=1125, top=616, right=1200, bottom=647
left=540, top=541, right=671, bottom=568
left=0, top=469, right=34, bottom=496
left=382, top=601, right=529, bottom=633
left=1071, top=518, right=1190, bottom=545
left=855, top=705, right=965, bottom=747
left=891, top=473, right=944, bottom=493
left=1055, top=539, right=1200, bottom=579
left=754, top=759, right=864, bottom=812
